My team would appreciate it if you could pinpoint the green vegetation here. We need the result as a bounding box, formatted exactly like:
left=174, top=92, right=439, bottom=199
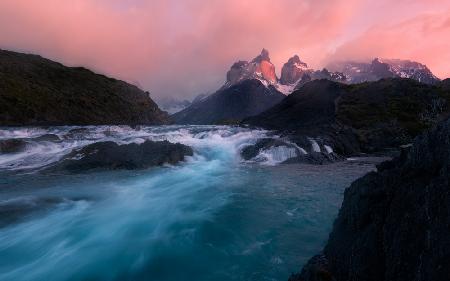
left=337, top=79, right=450, bottom=141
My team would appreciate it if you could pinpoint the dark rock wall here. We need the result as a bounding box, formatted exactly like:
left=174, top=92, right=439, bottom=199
left=291, top=117, right=450, bottom=281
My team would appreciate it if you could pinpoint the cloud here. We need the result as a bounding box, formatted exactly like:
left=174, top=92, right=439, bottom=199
left=327, top=11, right=450, bottom=79
left=0, top=0, right=449, bottom=99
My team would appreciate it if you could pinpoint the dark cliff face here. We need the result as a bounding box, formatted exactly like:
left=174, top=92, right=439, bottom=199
left=290, top=117, right=450, bottom=281
left=172, top=79, right=285, bottom=125
left=0, top=49, right=169, bottom=126
left=245, top=78, right=450, bottom=155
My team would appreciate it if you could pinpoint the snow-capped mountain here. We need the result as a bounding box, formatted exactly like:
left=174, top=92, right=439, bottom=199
left=224, top=48, right=278, bottom=88
left=328, top=58, right=440, bottom=85
left=172, top=49, right=286, bottom=124
left=222, top=49, right=354, bottom=95
left=223, top=48, right=298, bottom=95
left=280, top=55, right=310, bottom=85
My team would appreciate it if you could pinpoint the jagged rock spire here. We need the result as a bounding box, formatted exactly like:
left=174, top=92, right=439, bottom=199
left=280, top=54, right=310, bottom=85
left=252, top=48, right=271, bottom=63
left=226, top=49, right=277, bottom=86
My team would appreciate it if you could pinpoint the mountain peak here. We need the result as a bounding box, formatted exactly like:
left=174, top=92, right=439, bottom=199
left=280, top=54, right=310, bottom=85
left=328, top=58, right=440, bottom=84
left=252, top=48, right=271, bottom=63
left=225, top=49, right=277, bottom=87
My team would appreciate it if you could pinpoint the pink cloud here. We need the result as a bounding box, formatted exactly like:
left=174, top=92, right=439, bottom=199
left=327, top=11, right=450, bottom=79
left=0, top=0, right=449, bottom=99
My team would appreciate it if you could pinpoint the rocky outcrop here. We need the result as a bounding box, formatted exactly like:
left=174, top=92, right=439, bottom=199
left=225, top=48, right=278, bottom=86
left=0, top=197, right=83, bottom=228
left=290, top=116, right=450, bottom=281
left=328, top=58, right=440, bottom=85
left=173, top=79, right=285, bottom=125
left=241, top=137, right=341, bottom=164
left=0, top=139, right=28, bottom=153
left=280, top=55, right=310, bottom=85
left=245, top=78, right=450, bottom=156
left=51, top=140, right=193, bottom=172
left=33, top=134, right=61, bottom=142
left=0, top=49, right=169, bottom=126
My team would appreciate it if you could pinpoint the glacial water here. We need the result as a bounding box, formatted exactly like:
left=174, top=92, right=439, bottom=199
left=0, top=126, right=381, bottom=281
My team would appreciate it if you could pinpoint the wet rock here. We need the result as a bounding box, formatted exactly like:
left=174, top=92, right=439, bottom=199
left=289, top=255, right=335, bottom=281
left=0, top=139, right=27, bottom=153
left=241, top=137, right=341, bottom=164
left=241, top=138, right=297, bottom=160
left=0, top=197, right=66, bottom=227
left=291, top=117, right=450, bottom=281
left=53, top=140, right=193, bottom=172
left=63, top=128, right=90, bottom=139
left=33, top=134, right=61, bottom=142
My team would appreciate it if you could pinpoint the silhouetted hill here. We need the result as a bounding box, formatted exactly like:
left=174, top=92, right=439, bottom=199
left=0, top=49, right=169, bottom=125
left=245, top=78, right=450, bottom=154
left=173, top=79, right=285, bottom=124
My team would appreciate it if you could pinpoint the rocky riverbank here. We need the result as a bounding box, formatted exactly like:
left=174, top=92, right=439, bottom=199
left=290, top=117, right=450, bottom=281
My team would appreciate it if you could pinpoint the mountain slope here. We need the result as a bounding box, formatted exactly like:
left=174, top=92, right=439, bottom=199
left=156, top=97, right=191, bottom=114
left=245, top=78, right=450, bottom=154
left=0, top=49, right=169, bottom=126
left=290, top=116, right=450, bottom=281
left=172, top=79, right=285, bottom=124
left=173, top=49, right=286, bottom=125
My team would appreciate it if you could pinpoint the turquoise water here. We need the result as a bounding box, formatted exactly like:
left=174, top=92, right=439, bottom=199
left=0, top=126, right=378, bottom=281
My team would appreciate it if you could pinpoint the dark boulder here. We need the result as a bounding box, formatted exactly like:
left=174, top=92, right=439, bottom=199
left=0, top=139, right=27, bottom=153
left=241, top=137, right=341, bottom=164
left=241, top=138, right=297, bottom=160
left=63, top=128, right=91, bottom=140
left=0, top=197, right=81, bottom=228
left=33, top=134, right=61, bottom=142
left=291, top=117, right=450, bottom=281
left=52, top=140, right=193, bottom=172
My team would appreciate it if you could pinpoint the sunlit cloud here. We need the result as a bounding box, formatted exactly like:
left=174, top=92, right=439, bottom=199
left=0, top=0, right=449, bottom=99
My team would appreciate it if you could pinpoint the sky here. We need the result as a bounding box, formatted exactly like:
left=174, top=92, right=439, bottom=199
left=0, top=0, right=449, bottom=100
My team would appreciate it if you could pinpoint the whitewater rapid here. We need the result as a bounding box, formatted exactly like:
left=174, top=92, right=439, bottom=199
left=0, top=125, right=379, bottom=281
